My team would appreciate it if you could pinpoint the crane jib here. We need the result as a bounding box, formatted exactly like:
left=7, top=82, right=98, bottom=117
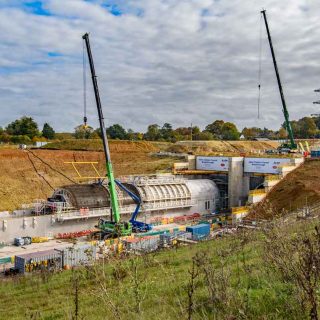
left=261, top=10, right=296, bottom=149
left=82, top=33, right=121, bottom=224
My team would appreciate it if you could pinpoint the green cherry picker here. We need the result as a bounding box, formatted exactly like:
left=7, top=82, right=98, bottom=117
left=82, top=33, right=132, bottom=239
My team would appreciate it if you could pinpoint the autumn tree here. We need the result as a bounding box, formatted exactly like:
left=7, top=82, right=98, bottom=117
left=144, top=124, right=161, bottom=141
left=160, top=123, right=174, bottom=141
left=299, top=117, right=317, bottom=138
left=106, top=124, right=128, bottom=140
left=74, top=124, right=93, bottom=139
left=205, top=120, right=224, bottom=138
left=193, top=131, right=214, bottom=141
left=6, top=116, right=39, bottom=138
left=221, top=122, right=240, bottom=140
left=42, top=123, right=55, bottom=139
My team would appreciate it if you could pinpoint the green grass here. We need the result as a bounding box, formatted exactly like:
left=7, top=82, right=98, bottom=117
left=0, top=221, right=318, bottom=320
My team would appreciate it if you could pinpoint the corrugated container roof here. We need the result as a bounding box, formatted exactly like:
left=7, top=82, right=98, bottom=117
left=15, top=249, right=58, bottom=260
left=124, top=236, right=156, bottom=243
left=187, top=224, right=210, bottom=230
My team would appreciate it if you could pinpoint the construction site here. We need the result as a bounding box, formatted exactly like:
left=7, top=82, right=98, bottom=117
left=1, top=19, right=320, bottom=269
left=0, top=7, right=320, bottom=320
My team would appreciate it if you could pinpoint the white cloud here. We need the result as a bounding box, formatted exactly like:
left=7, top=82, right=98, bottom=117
left=0, top=0, right=319, bottom=132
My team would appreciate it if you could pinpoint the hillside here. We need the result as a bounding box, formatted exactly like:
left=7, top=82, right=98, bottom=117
left=0, top=146, right=177, bottom=212
left=0, top=218, right=318, bottom=319
left=43, top=139, right=159, bottom=152
left=168, top=140, right=280, bottom=155
left=249, top=159, right=320, bottom=220
left=44, top=139, right=281, bottom=155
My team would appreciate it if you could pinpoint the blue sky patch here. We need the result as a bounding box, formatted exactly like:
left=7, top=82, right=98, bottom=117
left=0, top=66, right=28, bottom=75
left=103, top=4, right=122, bottom=16
left=24, top=1, right=51, bottom=16
left=47, top=52, right=62, bottom=58
left=100, top=1, right=144, bottom=17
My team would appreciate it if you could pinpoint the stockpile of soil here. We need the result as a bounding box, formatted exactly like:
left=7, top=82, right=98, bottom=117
left=248, top=159, right=320, bottom=220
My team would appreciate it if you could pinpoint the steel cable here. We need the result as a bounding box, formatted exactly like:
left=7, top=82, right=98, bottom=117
left=26, top=151, right=55, bottom=191
left=27, top=149, right=77, bottom=184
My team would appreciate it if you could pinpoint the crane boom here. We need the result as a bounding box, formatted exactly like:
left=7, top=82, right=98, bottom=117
left=82, top=33, right=120, bottom=223
left=261, top=10, right=296, bottom=149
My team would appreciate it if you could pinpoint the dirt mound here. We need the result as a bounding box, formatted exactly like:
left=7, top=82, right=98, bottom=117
left=173, top=140, right=280, bottom=155
left=248, top=159, right=320, bottom=220
left=44, top=139, right=158, bottom=153
left=0, top=149, right=175, bottom=212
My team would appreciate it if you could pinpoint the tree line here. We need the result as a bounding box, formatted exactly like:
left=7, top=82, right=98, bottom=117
left=0, top=117, right=55, bottom=144
left=75, top=116, right=320, bottom=142
left=1, top=115, right=320, bottom=144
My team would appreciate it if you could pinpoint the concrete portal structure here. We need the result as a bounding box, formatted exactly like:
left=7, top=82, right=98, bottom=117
left=175, top=155, right=304, bottom=209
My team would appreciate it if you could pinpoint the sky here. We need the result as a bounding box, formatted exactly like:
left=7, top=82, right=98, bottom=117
left=0, top=0, right=320, bottom=132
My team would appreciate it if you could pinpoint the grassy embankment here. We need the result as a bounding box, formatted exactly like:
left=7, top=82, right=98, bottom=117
left=0, top=218, right=319, bottom=320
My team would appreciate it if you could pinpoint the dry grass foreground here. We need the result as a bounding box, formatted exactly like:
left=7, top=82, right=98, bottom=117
left=249, top=159, right=320, bottom=219
left=0, top=145, right=176, bottom=212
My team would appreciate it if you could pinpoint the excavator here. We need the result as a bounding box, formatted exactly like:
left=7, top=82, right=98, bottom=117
left=82, top=33, right=151, bottom=239
left=261, top=10, right=297, bottom=153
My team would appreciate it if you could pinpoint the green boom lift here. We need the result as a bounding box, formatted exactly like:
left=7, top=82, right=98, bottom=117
left=82, top=33, right=132, bottom=239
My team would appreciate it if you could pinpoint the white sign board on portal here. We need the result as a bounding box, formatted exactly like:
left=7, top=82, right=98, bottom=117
left=244, top=158, right=291, bottom=174
left=196, top=156, right=229, bottom=171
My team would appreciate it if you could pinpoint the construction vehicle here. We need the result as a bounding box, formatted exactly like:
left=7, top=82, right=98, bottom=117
left=115, top=179, right=152, bottom=233
left=82, top=33, right=132, bottom=239
left=261, top=10, right=297, bottom=153
left=82, top=33, right=151, bottom=238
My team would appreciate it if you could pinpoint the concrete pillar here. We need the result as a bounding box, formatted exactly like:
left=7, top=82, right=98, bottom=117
left=188, top=155, right=196, bottom=170
left=228, top=157, right=244, bottom=208
left=242, top=175, right=250, bottom=200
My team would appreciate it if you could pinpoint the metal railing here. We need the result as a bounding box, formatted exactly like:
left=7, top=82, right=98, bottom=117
left=55, top=207, right=111, bottom=222
left=143, top=199, right=195, bottom=210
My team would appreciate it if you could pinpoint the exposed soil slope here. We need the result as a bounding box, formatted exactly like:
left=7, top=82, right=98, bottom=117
left=0, top=147, right=176, bottom=212
left=44, top=139, right=158, bottom=152
left=169, top=140, right=280, bottom=155
left=248, top=159, right=320, bottom=220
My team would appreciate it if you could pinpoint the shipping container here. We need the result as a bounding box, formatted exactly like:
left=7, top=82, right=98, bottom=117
left=186, top=224, right=210, bottom=240
left=311, top=150, right=320, bottom=158
left=123, top=236, right=159, bottom=252
left=15, top=249, right=62, bottom=274
left=57, top=244, right=96, bottom=268
left=0, top=257, right=11, bottom=265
